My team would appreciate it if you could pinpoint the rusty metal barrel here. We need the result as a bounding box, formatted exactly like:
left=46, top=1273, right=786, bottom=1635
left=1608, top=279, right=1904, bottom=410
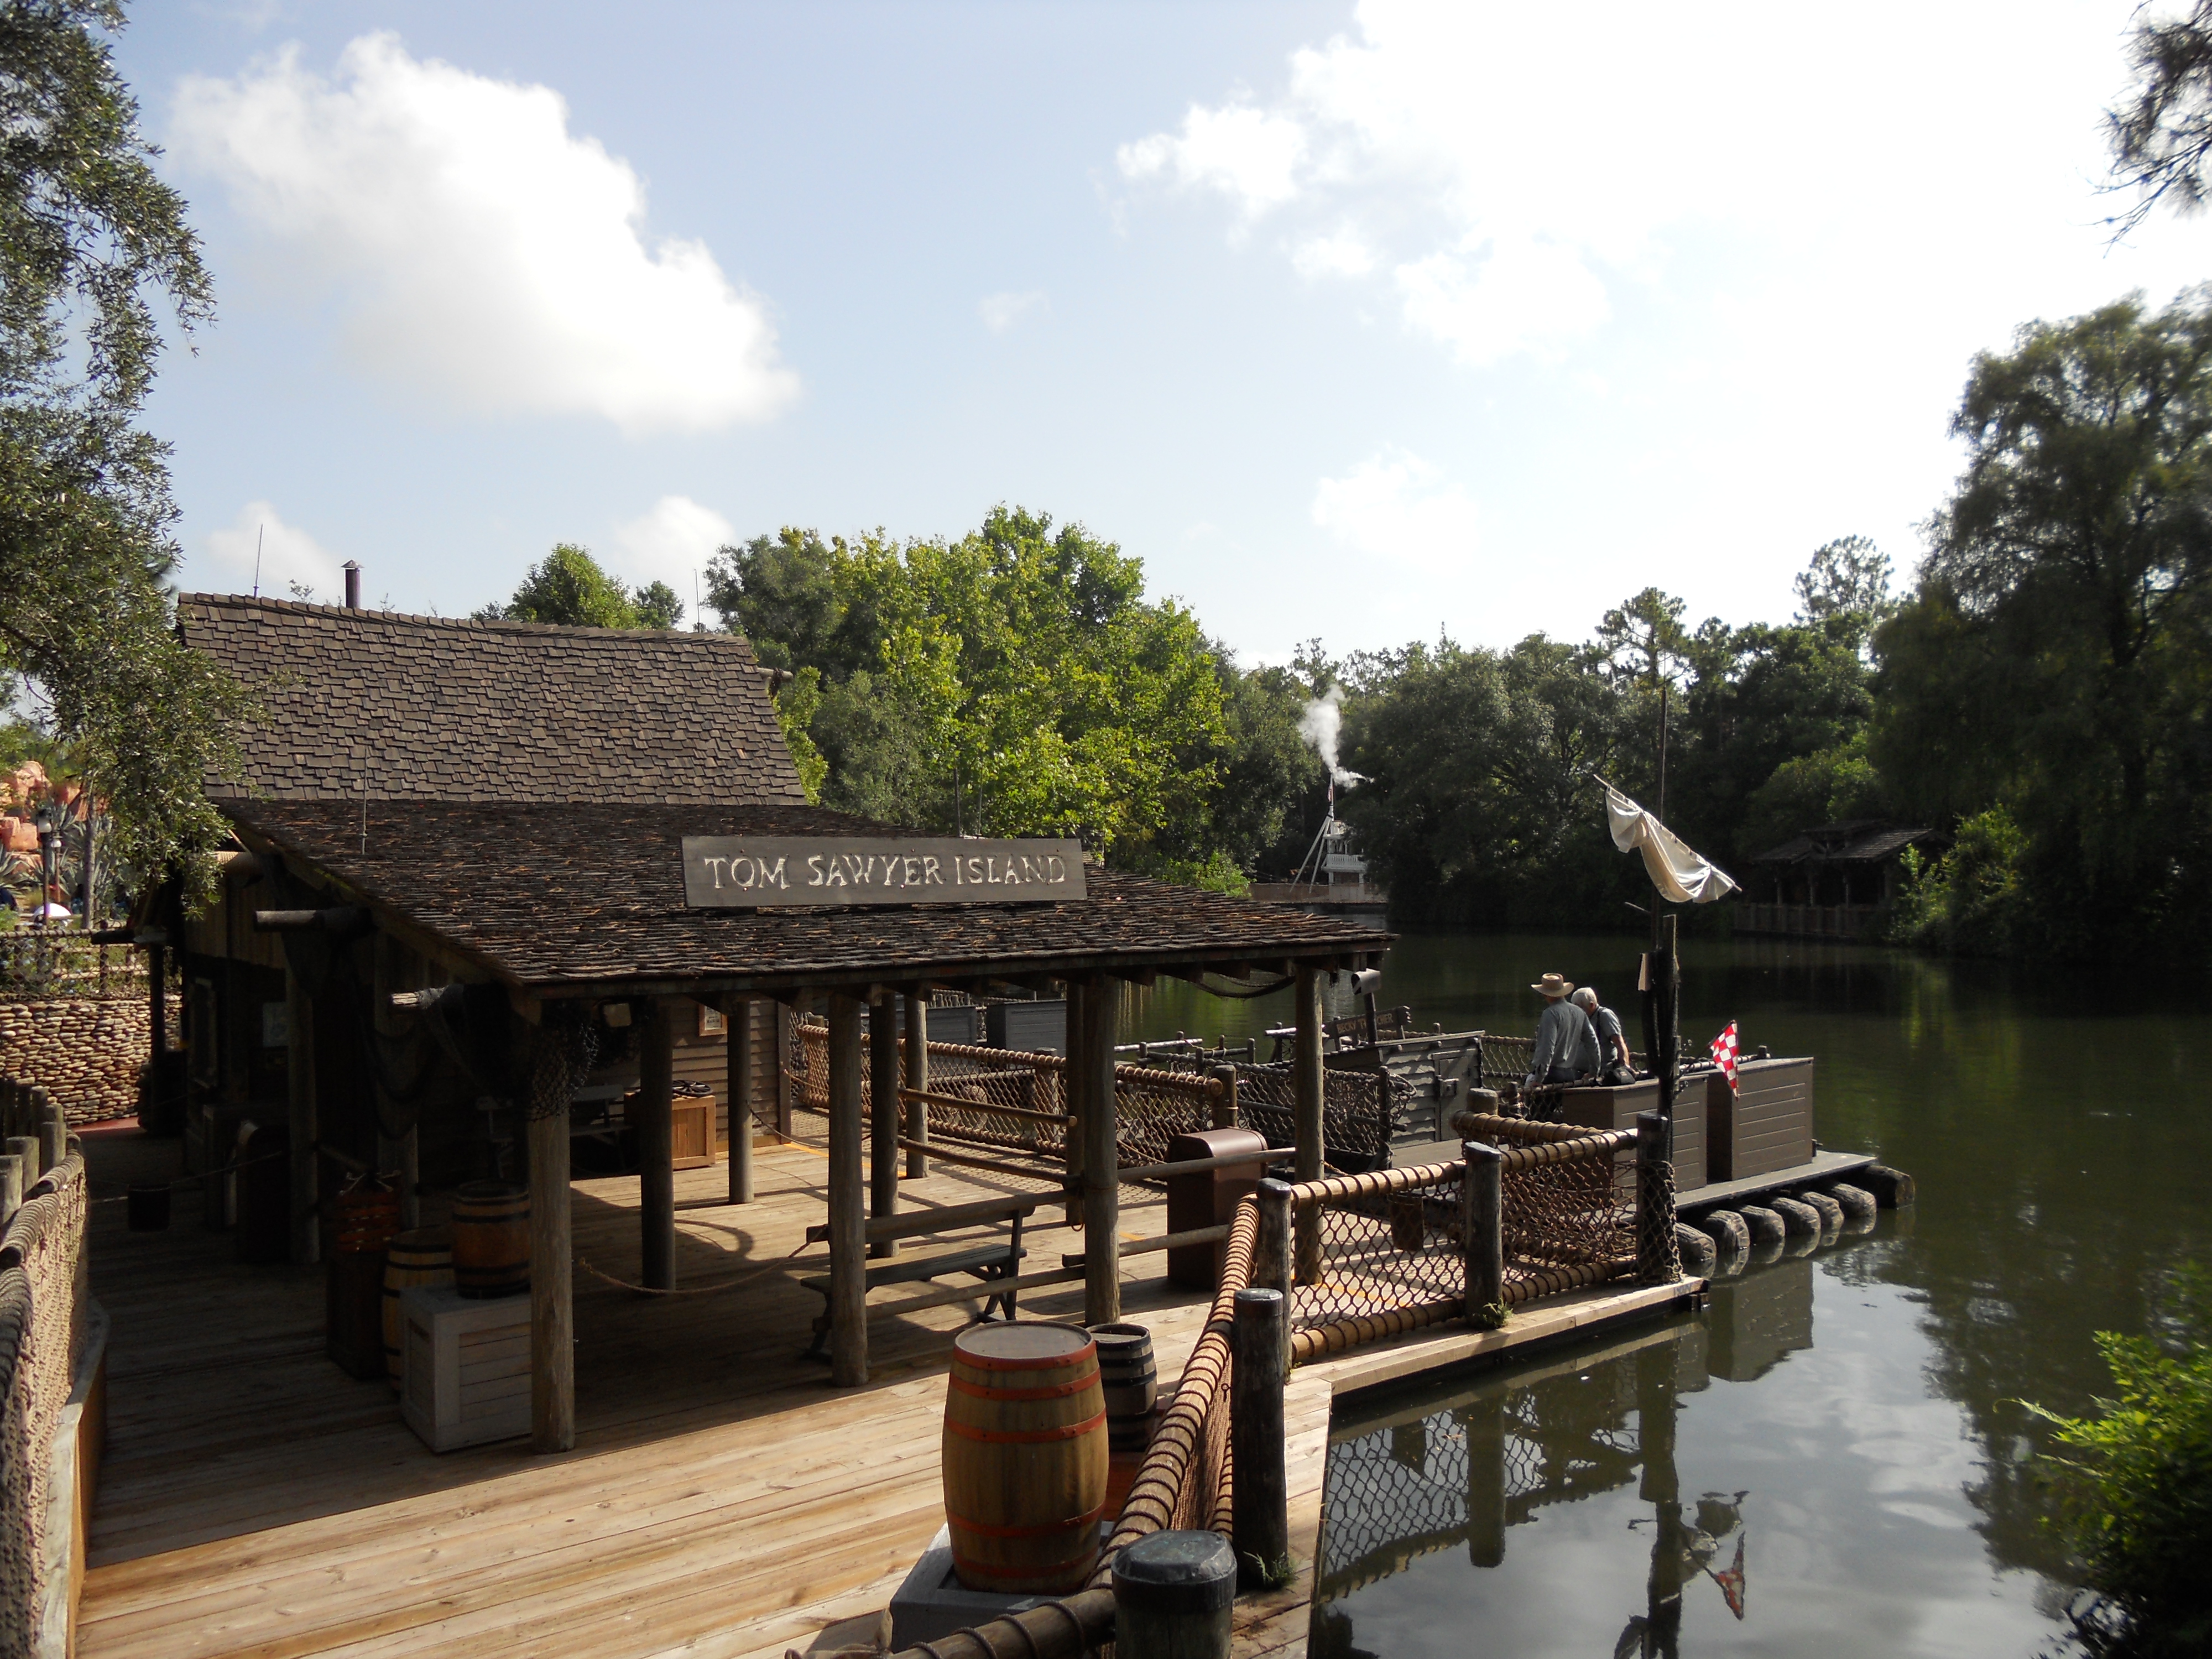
left=942, top=1323, right=1108, bottom=1594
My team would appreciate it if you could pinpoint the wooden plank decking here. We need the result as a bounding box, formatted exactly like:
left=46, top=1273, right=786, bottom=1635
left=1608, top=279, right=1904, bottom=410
left=74, top=1131, right=1203, bottom=1659
left=74, top=1129, right=1703, bottom=1659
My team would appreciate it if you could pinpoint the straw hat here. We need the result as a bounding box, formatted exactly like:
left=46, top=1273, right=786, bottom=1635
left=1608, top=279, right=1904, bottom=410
left=1530, top=972, right=1574, bottom=998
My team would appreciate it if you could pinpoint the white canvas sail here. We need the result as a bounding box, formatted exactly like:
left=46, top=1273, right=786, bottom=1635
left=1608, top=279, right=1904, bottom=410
left=1604, top=783, right=1738, bottom=904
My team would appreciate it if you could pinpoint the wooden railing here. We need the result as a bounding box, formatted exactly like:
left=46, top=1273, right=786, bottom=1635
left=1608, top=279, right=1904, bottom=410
left=0, top=1077, right=101, bottom=1659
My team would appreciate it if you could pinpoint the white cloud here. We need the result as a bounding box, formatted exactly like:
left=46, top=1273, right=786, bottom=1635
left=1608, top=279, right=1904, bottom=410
left=1311, top=450, right=1479, bottom=573
left=1291, top=229, right=1377, bottom=280
left=1394, top=236, right=1610, bottom=365
left=197, top=500, right=347, bottom=600
left=612, top=495, right=736, bottom=615
left=979, top=290, right=1047, bottom=333
left=172, top=34, right=800, bottom=436
left=1115, top=100, right=1307, bottom=219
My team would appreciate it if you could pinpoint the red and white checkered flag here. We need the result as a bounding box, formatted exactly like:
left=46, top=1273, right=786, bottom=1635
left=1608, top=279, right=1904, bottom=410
left=1709, top=1021, right=1740, bottom=1092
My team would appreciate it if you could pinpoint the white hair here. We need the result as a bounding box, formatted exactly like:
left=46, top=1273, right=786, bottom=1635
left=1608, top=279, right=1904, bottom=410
left=1571, top=987, right=1598, bottom=1010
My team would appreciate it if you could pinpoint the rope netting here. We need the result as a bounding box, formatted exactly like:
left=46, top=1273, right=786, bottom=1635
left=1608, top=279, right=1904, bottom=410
left=0, top=1140, right=87, bottom=1657
left=788, top=1021, right=1220, bottom=1186
left=1235, top=1063, right=1398, bottom=1169
left=1286, top=1162, right=1465, bottom=1343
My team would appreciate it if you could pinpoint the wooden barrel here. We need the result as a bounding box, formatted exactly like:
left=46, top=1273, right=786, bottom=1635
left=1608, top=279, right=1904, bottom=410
left=451, top=1182, right=530, bottom=1298
left=1091, top=1322, right=1156, bottom=1418
left=383, top=1228, right=453, bottom=1385
left=942, top=1323, right=1108, bottom=1594
left=335, top=1173, right=400, bottom=1249
left=1103, top=1402, right=1162, bottom=1521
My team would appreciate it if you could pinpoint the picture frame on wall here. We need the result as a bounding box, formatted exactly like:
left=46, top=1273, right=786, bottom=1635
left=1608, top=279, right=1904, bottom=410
left=697, top=1002, right=726, bottom=1037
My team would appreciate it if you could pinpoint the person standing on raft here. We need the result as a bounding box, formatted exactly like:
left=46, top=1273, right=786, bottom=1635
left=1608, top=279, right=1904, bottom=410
left=1574, top=985, right=1636, bottom=1084
left=1525, top=972, right=1599, bottom=1089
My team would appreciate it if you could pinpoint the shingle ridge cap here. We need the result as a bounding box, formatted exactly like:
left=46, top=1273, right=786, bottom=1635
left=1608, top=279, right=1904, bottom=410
left=175, top=591, right=762, bottom=650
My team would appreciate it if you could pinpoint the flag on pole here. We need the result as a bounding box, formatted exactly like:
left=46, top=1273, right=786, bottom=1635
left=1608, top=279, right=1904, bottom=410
left=1709, top=1021, right=1740, bottom=1092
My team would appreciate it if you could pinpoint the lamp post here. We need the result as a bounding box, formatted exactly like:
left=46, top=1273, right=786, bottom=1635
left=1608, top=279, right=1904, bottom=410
left=33, top=801, right=60, bottom=927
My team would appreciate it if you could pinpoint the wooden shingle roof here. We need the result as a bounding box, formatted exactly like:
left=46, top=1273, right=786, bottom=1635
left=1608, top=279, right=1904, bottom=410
left=225, top=799, right=1392, bottom=994
left=178, top=594, right=805, bottom=806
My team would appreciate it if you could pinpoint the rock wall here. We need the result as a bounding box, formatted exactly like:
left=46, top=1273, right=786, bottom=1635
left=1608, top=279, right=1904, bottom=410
left=0, top=995, right=173, bottom=1123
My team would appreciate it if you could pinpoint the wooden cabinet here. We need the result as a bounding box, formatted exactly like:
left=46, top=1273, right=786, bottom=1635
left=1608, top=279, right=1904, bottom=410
left=671, top=1097, right=715, bottom=1168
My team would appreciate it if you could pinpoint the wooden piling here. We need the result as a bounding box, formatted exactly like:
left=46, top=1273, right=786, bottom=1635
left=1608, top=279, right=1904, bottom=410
left=1209, top=1062, right=1237, bottom=1131
left=1230, top=1287, right=1290, bottom=1585
left=1080, top=977, right=1120, bottom=1324
left=0, top=1154, right=20, bottom=1228
left=1292, top=966, right=1323, bottom=1286
left=903, top=994, right=929, bottom=1178
left=726, top=995, right=755, bottom=1205
left=637, top=998, right=676, bottom=1291
left=1254, top=1178, right=1293, bottom=1379
left=869, top=992, right=901, bottom=1258
left=826, top=993, right=868, bottom=1386
left=1112, top=1531, right=1237, bottom=1659
left=1461, top=1140, right=1503, bottom=1322
left=528, top=1042, right=575, bottom=1453
left=285, top=964, right=319, bottom=1266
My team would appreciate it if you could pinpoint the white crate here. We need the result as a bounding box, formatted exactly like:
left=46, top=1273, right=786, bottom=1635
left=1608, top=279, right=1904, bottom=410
left=399, top=1285, right=531, bottom=1452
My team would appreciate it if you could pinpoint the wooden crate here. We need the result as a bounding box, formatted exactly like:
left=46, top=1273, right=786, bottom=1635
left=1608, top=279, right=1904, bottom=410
left=399, top=1285, right=530, bottom=1452
left=1553, top=1076, right=1704, bottom=1184
left=672, top=1098, right=715, bottom=1168
left=1705, top=1057, right=1814, bottom=1182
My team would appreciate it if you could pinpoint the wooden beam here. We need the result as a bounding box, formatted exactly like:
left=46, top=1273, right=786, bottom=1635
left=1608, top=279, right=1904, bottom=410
left=1079, top=975, right=1120, bottom=1324
left=528, top=1039, right=575, bottom=1452
left=637, top=998, right=676, bottom=1291
left=726, top=993, right=755, bottom=1204
left=1062, top=978, right=1087, bottom=1234
left=826, top=992, right=868, bottom=1386
left=868, top=991, right=900, bottom=1258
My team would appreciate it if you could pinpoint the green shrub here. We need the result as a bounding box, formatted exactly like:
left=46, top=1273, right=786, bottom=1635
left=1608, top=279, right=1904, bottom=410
left=2031, top=1264, right=2212, bottom=1656
left=1886, top=805, right=2028, bottom=954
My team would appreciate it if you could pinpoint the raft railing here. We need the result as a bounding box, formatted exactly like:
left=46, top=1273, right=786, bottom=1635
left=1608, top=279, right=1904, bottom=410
left=880, top=1118, right=1685, bottom=1659
left=0, top=1077, right=101, bottom=1659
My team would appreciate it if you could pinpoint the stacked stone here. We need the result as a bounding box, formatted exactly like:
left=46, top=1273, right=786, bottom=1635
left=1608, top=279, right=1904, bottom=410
left=0, top=994, right=175, bottom=1123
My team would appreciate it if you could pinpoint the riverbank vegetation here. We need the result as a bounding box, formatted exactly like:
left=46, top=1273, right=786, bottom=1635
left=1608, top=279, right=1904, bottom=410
left=2032, top=1262, right=2212, bottom=1657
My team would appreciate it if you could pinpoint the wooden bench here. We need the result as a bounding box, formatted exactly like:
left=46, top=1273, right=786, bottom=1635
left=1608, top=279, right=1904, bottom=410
left=799, top=1193, right=1047, bottom=1361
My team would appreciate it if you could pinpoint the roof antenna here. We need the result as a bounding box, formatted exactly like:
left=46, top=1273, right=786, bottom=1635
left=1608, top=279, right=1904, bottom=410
left=253, top=525, right=264, bottom=598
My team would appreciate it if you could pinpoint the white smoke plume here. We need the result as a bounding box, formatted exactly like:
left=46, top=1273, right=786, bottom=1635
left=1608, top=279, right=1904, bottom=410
left=1298, top=684, right=1366, bottom=789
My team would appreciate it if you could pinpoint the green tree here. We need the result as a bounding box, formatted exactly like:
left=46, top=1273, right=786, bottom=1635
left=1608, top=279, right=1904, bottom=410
left=1885, top=292, right=2212, bottom=953
left=482, top=544, right=645, bottom=628
left=633, top=580, right=684, bottom=630
left=2106, top=0, right=2212, bottom=237
left=0, top=0, right=249, bottom=898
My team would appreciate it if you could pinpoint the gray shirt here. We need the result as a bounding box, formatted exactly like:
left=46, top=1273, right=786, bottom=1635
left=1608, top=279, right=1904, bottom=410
left=1529, top=999, right=1597, bottom=1082
left=1592, top=1005, right=1625, bottom=1066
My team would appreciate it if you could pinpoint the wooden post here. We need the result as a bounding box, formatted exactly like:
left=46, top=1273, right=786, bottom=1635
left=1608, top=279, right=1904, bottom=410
left=148, top=939, right=166, bottom=1073
left=0, top=1154, right=19, bottom=1228
left=1635, top=1109, right=1679, bottom=1285
left=1062, top=980, right=1087, bottom=1233
left=826, top=992, right=868, bottom=1386
left=1460, top=1394, right=1506, bottom=1567
left=772, top=1001, right=794, bottom=1138
left=903, top=993, right=929, bottom=1178
left=1254, top=1177, right=1293, bottom=1379
left=1654, top=912, right=1679, bottom=1162
left=1461, top=1140, right=1503, bottom=1324
left=38, top=1104, right=63, bottom=1176
left=528, top=1045, right=575, bottom=1453
left=284, top=962, right=319, bottom=1266
left=1209, top=1063, right=1237, bottom=1131
left=1292, top=966, right=1324, bottom=1285
left=1230, top=1287, right=1290, bottom=1585
left=726, top=994, right=755, bottom=1204
left=372, top=934, right=420, bottom=1229
left=637, top=998, right=675, bottom=1291
left=1079, top=977, right=1120, bottom=1325
left=869, top=992, right=900, bottom=1258
left=1111, top=1531, right=1237, bottom=1659
left=4, top=1137, right=36, bottom=1187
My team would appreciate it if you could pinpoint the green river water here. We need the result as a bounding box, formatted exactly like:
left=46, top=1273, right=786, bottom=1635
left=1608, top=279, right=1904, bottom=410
left=1118, top=930, right=2212, bottom=1657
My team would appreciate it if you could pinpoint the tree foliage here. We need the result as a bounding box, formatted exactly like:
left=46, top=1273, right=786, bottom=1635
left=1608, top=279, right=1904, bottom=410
left=707, top=508, right=1266, bottom=884
left=478, top=544, right=685, bottom=630
left=0, top=0, right=248, bottom=900
left=2106, top=1, right=2212, bottom=237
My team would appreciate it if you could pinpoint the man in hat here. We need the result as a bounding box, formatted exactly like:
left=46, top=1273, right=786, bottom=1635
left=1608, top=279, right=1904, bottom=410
left=1525, top=972, right=1598, bottom=1091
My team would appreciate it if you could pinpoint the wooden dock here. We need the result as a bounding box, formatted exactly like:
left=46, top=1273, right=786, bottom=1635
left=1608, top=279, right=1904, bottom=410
left=74, top=1131, right=1700, bottom=1659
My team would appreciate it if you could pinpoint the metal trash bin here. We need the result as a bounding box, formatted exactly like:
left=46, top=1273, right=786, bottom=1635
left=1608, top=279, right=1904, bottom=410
left=1165, top=1127, right=1270, bottom=1288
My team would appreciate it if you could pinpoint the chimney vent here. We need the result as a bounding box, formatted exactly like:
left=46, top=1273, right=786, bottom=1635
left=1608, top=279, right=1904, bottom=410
left=341, top=560, right=361, bottom=609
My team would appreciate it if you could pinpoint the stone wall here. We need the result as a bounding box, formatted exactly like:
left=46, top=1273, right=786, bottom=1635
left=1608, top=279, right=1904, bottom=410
left=0, top=995, right=171, bottom=1123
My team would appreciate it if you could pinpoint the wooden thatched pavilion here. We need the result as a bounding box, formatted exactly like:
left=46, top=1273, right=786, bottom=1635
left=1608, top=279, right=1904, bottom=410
left=165, top=593, right=1390, bottom=1451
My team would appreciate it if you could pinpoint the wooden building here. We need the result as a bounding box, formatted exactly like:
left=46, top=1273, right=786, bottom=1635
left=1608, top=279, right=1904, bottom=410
left=166, top=593, right=1390, bottom=1449
left=1734, top=818, right=1943, bottom=941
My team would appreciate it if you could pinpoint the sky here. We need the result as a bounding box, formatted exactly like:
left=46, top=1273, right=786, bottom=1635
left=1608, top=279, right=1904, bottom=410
left=118, top=0, right=2212, bottom=662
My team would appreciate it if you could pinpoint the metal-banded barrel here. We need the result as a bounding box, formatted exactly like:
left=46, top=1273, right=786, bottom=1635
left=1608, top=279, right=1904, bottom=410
left=451, top=1182, right=529, bottom=1297
left=942, top=1323, right=1108, bottom=1594
left=1091, top=1322, right=1157, bottom=1418
left=383, top=1228, right=453, bottom=1385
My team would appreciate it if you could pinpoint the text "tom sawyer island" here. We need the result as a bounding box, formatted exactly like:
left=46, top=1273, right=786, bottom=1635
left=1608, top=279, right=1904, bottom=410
left=680, top=836, right=1088, bottom=909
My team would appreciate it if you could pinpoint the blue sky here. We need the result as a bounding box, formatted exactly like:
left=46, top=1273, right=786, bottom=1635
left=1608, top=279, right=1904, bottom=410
left=122, top=1, right=2212, bottom=661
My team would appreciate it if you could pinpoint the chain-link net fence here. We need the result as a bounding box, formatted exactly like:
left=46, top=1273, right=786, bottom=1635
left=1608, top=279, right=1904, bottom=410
left=1237, top=1063, right=1398, bottom=1171
left=1287, top=1163, right=1467, bottom=1340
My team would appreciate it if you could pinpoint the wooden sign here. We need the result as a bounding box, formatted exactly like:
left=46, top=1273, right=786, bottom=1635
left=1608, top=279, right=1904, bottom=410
left=681, top=836, right=1087, bottom=909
